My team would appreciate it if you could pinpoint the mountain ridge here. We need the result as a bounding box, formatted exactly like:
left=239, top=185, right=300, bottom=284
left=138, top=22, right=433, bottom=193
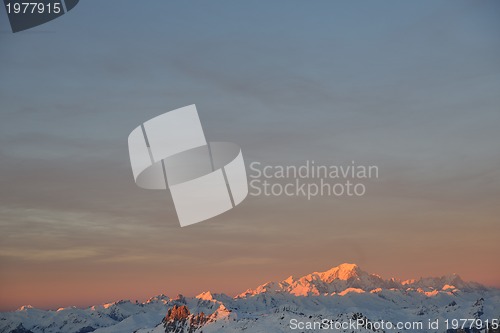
left=2, top=263, right=498, bottom=333
left=235, top=262, right=488, bottom=299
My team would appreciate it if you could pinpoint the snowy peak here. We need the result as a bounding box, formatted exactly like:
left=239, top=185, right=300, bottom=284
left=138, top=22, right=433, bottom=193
left=406, top=273, right=487, bottom=292
left=196, top=291, right=215, bottom=301
left=16, top=305, right=34, bottom=312
left=238, top=263, right=386, bottom=297
left=237, top=263, right=487, bottom=298
left=318, top=263, right=364, bottom=282
left=195, top=291, right=232, bottom=304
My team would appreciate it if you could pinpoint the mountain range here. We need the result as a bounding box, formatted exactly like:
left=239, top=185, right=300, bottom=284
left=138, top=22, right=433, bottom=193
left=1, top=263, right=498, bottom=333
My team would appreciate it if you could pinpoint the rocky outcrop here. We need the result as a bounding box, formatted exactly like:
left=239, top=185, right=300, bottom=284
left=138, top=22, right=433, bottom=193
left=163, top=305, right=209, bottom=333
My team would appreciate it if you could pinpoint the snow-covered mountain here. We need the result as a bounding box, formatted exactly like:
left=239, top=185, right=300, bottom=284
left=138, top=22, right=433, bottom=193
left=1, top=263, right=498, bottom=333
left=237, top=263, right=488, bottom=298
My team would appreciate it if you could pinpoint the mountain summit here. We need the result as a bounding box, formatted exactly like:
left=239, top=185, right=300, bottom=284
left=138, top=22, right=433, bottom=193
left=319, top=263, right=363, bottom=281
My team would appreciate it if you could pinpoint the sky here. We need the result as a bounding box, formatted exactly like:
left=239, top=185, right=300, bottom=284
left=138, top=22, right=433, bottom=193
left=0, top=1, right=499, bottom=311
